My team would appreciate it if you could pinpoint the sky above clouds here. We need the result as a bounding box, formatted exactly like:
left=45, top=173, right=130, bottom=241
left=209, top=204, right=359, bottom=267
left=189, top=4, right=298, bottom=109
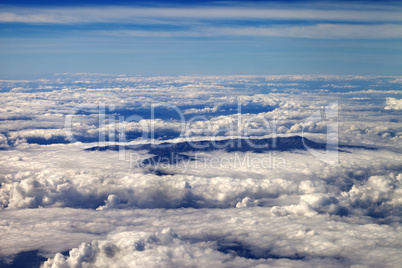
left=1, top=0, right=402, bottom=77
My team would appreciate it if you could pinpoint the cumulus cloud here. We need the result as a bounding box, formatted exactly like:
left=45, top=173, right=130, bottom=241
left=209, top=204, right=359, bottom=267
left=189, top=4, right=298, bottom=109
left=385, top=97, right=402, bottom=110
left=0, top=207, right=400, bottom=267
left=42, top=228, right=244, bottom=268
left=0, top=133, right=8, bottom=149
left=340, top=173, right=402, bottom=218
left=0, top=74, right=401, bottom=267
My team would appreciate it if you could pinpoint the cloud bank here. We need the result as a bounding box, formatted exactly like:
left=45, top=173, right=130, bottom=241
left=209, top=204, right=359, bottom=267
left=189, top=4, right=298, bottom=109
left=0, top=74, right=401, bottom=267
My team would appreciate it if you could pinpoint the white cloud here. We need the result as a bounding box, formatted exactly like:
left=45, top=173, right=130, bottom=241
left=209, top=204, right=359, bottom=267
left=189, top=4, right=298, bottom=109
left=0, top=133, right=8, bottom=149
left=1, top=75, right=402, bottom=267
left=214, top=24, right=402, bottom=39
left=0, top=207, right=400, bottom=267
left=1, top=4, right=402, bottom=24
left=42, top=228, right=245, bottom=268
left=1, top=4, right=402, bottom=40
left=115, top=24, right=402, bottom=39
left=385, top=97, right=402, bottom=110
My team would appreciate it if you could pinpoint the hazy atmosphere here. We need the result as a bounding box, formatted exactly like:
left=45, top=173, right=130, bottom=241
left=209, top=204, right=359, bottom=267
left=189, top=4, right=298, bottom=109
left=1, top=0, right=402, bottom=77
left=0, top=1, right=401, bottom=268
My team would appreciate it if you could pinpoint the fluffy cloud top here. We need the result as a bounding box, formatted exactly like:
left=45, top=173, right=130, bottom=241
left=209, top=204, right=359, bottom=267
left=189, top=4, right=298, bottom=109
left=385, top=97, right=402, bottom=110
left=0, top=75, right=401, bottom=267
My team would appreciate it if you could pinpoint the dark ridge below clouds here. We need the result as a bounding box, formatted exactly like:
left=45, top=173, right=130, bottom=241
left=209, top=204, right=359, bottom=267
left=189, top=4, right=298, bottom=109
left=86, top=135, right=375, bottom=156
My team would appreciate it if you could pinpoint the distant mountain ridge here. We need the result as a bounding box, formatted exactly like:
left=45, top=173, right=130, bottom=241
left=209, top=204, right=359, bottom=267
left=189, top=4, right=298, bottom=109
left=86, top=135, right=373, bottom=156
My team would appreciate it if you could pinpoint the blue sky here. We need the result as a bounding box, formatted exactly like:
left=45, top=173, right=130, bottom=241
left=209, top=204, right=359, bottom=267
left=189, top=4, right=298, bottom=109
left=0, top=0, right=401, bottom=78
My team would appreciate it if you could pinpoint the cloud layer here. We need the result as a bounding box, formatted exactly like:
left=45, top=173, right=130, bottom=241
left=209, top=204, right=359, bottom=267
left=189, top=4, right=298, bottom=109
left=0, top=74, right=401, bottom=267
left=1, top=3, right=402, bottom=39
